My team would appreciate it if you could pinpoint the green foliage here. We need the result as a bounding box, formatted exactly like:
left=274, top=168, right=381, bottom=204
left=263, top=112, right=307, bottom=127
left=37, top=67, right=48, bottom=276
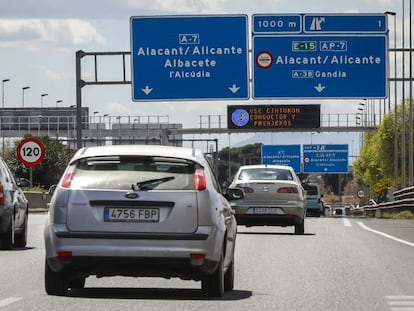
left=371, top=177, right=394, bottom=202
left=217, top=143, right=262, bottom=184
left=4, top=135, right=75, bottom=188
left=382, top=211, right=414, bottom=220
left=354, top=101, right=411, bottom=197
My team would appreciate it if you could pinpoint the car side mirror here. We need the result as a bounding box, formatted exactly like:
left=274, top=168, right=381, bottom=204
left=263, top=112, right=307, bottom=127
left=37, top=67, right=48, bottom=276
left=48, top=184, right=57, bottom=196
left=17, top=178, right=31, bottom=188
left=225, top=187, right=244, bottom=201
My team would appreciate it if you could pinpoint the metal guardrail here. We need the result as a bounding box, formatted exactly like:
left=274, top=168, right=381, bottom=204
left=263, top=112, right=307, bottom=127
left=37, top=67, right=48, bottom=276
left=353, top=186, right=414, bottom=217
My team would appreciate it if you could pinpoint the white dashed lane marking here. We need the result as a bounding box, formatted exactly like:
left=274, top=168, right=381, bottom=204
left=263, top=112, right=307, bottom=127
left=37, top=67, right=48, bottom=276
left=342, top=218, right=352, bottom=227
left=386, top=296, right=414, bottom=310
left=0, top=297, right=23, bottom=308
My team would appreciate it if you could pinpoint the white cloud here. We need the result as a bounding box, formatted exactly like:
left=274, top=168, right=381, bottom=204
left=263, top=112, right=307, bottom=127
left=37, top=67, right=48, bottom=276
left=0, top=19, right=105, bottom=50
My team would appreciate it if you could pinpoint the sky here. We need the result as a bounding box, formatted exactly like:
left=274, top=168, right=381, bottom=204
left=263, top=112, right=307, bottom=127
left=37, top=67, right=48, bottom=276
left=0, top=0, right=409, bottom=152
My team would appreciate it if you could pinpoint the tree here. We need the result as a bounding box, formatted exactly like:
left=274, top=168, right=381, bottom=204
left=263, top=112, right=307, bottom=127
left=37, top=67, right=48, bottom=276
left=353, top=101, right=411, bottom=200
left=4, top=135, right=75, bottom=189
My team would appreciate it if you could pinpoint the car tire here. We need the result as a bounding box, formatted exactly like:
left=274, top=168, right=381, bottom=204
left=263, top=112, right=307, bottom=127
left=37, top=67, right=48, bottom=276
left=294, top=220, right=305, bottom=235
left=0, top=217, right=14, bottom=250
left=14, top=210, right=28, bottom=248
left=201, top=252, right=224, bottom=297
left=45, top=260, right=68, bottom=296
left=224, top=258, right=234, bottom=291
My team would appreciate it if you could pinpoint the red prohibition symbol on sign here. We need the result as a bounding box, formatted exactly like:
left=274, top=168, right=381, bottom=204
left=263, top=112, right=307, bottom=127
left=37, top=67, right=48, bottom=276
left=256, top=51, right=274, bottom=69
left=16, top=137, right=46, bottom=167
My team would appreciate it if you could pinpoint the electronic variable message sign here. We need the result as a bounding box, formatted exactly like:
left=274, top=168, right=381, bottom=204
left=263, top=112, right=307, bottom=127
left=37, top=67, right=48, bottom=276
left=227, top=104, right=320, bottom=130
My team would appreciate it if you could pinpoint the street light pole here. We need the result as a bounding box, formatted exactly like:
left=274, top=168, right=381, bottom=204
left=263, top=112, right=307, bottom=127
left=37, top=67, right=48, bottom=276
left=41, top=93, right=48, bottom=108
left=2, top=79, right=10, bottom=108
left=56, top=99, right=63, bottom=108
left=385, top=11, right=399, bottom=189
left=22, top=86, right=30, bottom=107
left=1, top=79, right=10, bottom=156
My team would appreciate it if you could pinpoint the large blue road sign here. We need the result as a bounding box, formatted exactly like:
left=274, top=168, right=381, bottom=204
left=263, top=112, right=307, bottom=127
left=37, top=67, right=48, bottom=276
left=303, top=144, right=348, bottom=174
left=253, top=35, right=387, bottom=99
left=262, top=145, right=301, bottom=173
left=130, top=15, right=249, bottom=101
left=252, top=14, right=388, bottom=99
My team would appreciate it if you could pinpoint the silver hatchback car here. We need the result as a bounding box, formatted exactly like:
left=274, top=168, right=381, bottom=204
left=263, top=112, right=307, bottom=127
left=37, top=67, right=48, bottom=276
left=44, top=145, right=243, bottom=297
left=229, top=164, right=306, bottom=235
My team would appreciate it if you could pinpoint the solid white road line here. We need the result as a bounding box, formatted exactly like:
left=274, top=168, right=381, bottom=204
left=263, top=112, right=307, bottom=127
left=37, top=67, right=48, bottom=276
left=0, top=297, right=23, bottom=307
left=358, top=221, right=414, bottom=248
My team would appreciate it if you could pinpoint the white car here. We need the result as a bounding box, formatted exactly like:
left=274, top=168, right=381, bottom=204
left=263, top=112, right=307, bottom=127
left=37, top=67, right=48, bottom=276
left=44, top=145, right=243, bottom=297
left=229, top=164, right=306, bottom=234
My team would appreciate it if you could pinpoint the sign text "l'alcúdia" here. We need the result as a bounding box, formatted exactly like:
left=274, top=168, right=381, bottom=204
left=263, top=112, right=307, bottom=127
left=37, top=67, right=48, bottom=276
left=136, top=46, right=244, bottom=79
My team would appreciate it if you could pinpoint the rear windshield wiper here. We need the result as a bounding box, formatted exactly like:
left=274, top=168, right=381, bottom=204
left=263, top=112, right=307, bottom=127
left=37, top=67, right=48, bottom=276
left=132, top=176, right=175, bottom=191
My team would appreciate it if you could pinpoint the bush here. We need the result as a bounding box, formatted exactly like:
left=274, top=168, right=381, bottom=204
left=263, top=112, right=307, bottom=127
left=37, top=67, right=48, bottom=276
left=382, top=211, right=414, bottom=220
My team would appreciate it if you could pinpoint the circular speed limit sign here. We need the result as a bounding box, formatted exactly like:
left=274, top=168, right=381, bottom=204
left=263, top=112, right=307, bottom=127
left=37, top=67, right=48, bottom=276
left=16, top=137, right=46, bottom=167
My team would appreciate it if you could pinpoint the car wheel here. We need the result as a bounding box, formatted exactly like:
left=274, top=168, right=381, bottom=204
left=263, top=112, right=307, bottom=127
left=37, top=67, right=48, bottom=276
left=0, top=217, right=14, bottom=250
left=294, top=220, right=305, bottom=235
left=201, top=252, right=224, bottom=297
left=69, top=278, right=85, bottom=290
left=224, top=258, right=234, bottom=291
left=14, top=210, right=28, bottom=248
left=45, top=260, right=68, bottom=296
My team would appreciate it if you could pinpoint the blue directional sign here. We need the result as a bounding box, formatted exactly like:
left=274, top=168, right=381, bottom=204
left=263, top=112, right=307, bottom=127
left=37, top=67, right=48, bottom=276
left=252, top=14, right=388, bottom=99
left=303, top=144, right=348, bottom=174
left=261, top=145, right=301, bottom=173
left=130, top=15, right=249, bottom=101
left=304, top=14, right=387, bottom=33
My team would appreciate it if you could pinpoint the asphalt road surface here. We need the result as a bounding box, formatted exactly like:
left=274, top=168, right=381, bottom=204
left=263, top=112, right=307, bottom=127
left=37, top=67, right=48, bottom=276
left=1, top=213, right=413, bottom=311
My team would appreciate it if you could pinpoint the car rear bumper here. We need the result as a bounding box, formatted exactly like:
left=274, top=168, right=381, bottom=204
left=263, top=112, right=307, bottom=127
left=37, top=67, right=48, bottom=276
left=44, top=224, right=223, bottom=280
left=235, top=214, right=303, bottom=226
left=46, top=255, right=218, bottom=281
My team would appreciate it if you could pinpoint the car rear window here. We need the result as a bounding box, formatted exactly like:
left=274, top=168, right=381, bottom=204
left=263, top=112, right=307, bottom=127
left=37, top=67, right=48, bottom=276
left=70, top=156, right=198, bottom=190
left=238, top=168, right=293, bottom=181
left=303, top=184, right=319, bottom=195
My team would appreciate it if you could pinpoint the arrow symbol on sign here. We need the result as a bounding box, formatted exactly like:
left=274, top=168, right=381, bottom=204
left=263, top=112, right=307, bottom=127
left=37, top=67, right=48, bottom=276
left=229, top=84, right=240, bottom=94
left=314, top=83, right=326, bottom=93
left=141, top=86, right=153, bottom=95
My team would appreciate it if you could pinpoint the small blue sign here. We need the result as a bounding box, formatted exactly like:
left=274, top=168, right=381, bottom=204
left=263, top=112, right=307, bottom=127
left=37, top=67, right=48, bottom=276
left=253, top=34, right=387, bottom=99
left=304, top=14, right=387, bottom=33
left=261, top=145, right=301, bottom=173
left=303, top=144, right=348, bottom=174
left=130, top=15, right=249, bottom=101
left=253, top=14, right=302, bottom=34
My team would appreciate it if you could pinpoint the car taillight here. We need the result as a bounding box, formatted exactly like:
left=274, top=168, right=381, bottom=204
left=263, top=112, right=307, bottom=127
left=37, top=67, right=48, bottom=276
left=57, top=251, right=72, bottom=262
left=277, top=187, right=298, bottom=193
left=194, top=168, right=206, bottom=190
left=235, top=184, right=254, bottom=193
left=61, top=165, right=77, bottom=188
left=242, top=187, right=254, bottom=193
left=0, top=182, right=4, bottom=205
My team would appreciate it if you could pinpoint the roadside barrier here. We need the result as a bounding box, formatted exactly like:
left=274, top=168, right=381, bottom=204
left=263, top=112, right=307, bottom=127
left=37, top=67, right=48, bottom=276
left=354, top=186, right=414, bottom=217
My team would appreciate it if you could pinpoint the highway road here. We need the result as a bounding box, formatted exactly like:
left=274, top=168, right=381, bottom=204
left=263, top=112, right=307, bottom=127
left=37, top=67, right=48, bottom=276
left=1, top=214, right=413, bottom=311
